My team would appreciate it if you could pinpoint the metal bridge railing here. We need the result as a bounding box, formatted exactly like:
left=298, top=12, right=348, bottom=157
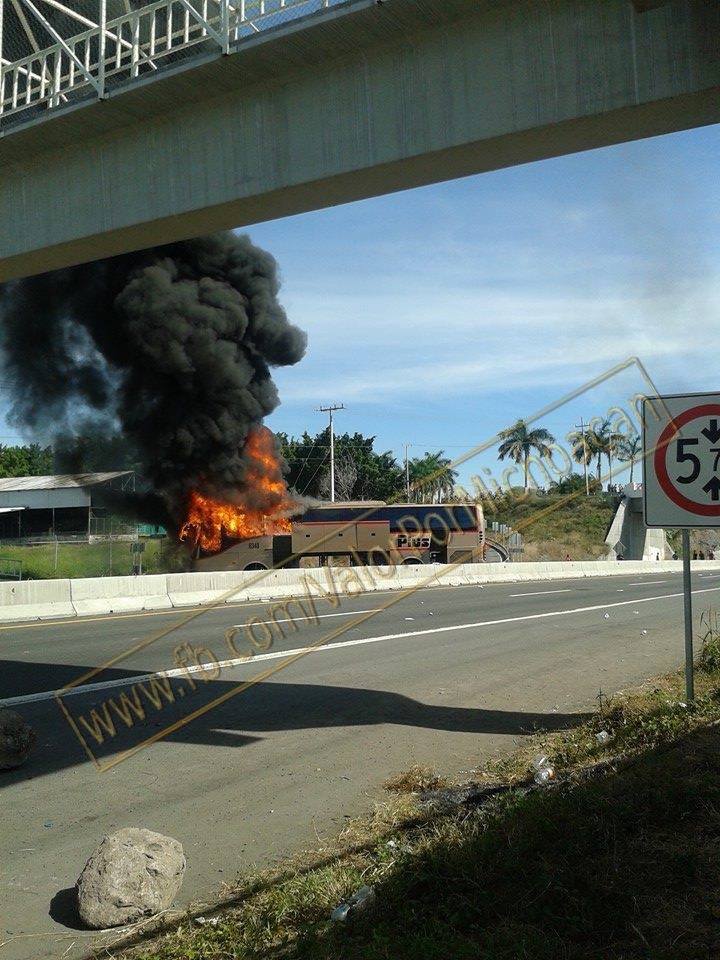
left=0, top=0, right=335, bottom=128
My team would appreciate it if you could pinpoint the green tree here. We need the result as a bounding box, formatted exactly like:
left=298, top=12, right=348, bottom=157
left=277, top=429, right=403, bottom=502
left=591, top=417, right=625, bottom=488
left=568, top=426, right=603, bottom=486
left=548, top=472, right=601, bottom=495
left=0, top=443, right=53, bottom=477
left=408, top=451, right=458, bottom=502
left=497, top=420, right=556, bottom=491
left=616, top=433, right=642, bottom=484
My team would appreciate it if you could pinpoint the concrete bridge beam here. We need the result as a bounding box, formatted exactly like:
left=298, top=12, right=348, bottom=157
left=0, top=0, right=718, bottom=280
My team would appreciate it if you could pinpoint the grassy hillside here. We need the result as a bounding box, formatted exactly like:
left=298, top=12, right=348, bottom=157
left=486, top=490, right=617, bottom=560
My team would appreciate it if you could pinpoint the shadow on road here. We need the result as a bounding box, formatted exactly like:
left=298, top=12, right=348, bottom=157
left=0, top=658, right=590, bottom=786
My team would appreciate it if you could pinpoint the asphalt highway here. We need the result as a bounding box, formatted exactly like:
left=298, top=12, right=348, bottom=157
left=2, top=568, right=718, bottom=959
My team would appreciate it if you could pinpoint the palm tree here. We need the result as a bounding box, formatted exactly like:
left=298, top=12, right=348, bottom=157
left=568, top=426, right=600, bottom=490
left=616, top=434, right=642, bottom=484
left=592, top=418, right=625, bottom=488
left=409, top=451, right=458, bottom=502
left=497, top=420, right=555, bottom=491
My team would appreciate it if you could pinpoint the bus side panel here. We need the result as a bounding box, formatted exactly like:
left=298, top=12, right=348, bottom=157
left=209, top=536, right=274, bottom=570
left=448, top=530, right=484, bottom=564
left=356, top=521, right=390, bottom=552
left=292, top=522, right=359, bottom=555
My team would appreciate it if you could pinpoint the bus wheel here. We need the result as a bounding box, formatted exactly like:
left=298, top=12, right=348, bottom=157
left=366, top=550, right=387, bottom=566
left=244, top=562, right=268, bottom=571
left=403, top=557, right=421, bottom=565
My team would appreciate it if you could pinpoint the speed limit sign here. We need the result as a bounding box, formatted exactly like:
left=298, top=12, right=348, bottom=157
left=641, top=392, right=720, bottom=704
left=643, top=393, right=720, bottom=528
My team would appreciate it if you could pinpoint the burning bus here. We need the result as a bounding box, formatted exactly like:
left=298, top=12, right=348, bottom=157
left=191, top=500, right=490, bottom=572
left=178, top=428, right=498, bottom=571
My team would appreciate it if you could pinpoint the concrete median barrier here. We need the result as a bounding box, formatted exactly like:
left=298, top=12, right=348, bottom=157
left=8, top=560, right=720, bottom=623
left=167, top=571, right=251, bottom=608
left=0, top=578, right=75, bottom=621
left=242, top=569, right=310, bottom=601
left=70, top=575, right=172, bottom=616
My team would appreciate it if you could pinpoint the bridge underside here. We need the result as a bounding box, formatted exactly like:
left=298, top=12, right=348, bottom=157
left=0, top=0, right=718, bottom=281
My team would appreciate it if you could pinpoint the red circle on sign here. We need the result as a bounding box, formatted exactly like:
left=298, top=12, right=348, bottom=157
left=654, top=403, right=720, bottom=517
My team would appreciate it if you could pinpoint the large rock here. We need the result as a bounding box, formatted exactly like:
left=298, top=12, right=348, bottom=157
left=0, top=708, right=36, bottom=770
left=76, top=828, right=186, bottom=929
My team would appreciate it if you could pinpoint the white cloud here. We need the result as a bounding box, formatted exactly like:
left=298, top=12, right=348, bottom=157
left=275, top=273, right=720, bottom=404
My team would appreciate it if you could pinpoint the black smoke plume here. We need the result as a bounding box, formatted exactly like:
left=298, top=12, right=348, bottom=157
left=0, top=232, right=306, bottom=530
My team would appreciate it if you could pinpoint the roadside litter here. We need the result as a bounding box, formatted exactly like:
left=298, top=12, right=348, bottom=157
left=531, top=754, right=555, bottom=785
left=386, top=839, right=413, bottom=854
left=331, top=885, right=376, bottom=922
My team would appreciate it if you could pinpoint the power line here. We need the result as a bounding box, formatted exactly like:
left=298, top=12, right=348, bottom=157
left=287, top=436, right=320, bottom=491
left=299, top=449, right=329, bottom=498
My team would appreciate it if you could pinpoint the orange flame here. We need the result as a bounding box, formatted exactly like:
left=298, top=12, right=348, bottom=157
left=179, top=427, right=294, bottom=553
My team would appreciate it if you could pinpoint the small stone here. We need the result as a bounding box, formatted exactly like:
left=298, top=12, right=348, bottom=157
left=0, top=709, right=36, bottom=770
left=76, top=828, right=186, bottom=929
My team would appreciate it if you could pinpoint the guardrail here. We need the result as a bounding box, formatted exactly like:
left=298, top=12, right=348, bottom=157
left=0, top=0, right=342, bottom=128
left=3, top=560, right=720, bottom=623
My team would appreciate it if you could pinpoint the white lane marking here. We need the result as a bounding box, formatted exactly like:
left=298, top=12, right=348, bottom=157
left=627, top=580, right=668, bottom=586
left=230, top=608, right=378, bottom=629
left=4, top=586, right=720, bottom=708
left=0, top=610, right=376, bottom=707
left=699, top=574, right=720, bottom=580
left=509, top=589, right=572, bottom=598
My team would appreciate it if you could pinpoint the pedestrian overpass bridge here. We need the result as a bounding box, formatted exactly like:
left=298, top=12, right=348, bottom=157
left=0, top=0, right=718, bottom=281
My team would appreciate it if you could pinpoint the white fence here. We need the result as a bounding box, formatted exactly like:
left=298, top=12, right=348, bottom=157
left=0, top=0, right=339, bottom=126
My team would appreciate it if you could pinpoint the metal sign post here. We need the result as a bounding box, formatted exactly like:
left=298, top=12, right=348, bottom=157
left=643, top=392, right=720, bottom=702
left=131, top=540, right=145, bottom=576
left=681, top=529, right=695, bottom=701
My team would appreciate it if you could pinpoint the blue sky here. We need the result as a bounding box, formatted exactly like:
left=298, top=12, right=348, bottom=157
left=2, top=123, right=718, bottom=490
left=252, top=122, right=720, bottom=489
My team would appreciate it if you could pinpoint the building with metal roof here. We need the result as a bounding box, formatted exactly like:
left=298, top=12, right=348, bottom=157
left=0, top=471, right=134, bottom=540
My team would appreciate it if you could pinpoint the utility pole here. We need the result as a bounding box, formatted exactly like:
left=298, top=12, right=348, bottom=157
left=575, top=417, right=590, bottom=496
left=317, top=404, right=344, bottom=502
left=403, top=443, right=411, bottom=502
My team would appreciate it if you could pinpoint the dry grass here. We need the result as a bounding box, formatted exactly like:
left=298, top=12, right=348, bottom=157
left=382, top=765, right=447, bottom=794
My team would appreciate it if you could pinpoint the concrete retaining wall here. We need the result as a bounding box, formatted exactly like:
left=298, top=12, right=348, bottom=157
left=3, top=560, right=720, bottom=622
